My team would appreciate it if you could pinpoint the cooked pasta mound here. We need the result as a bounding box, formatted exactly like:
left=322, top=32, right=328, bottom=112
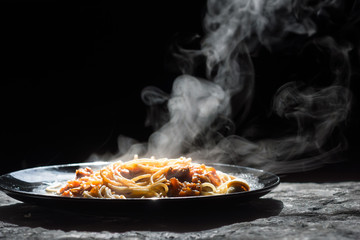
left=48, top=156, right=250, bottom=199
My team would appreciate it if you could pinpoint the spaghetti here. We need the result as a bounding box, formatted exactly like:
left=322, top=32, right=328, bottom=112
left=47, top=156, right=250, bottom=199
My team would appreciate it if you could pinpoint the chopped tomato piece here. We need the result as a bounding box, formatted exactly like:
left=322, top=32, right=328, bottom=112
left=75, top=167, right=93, bottom=179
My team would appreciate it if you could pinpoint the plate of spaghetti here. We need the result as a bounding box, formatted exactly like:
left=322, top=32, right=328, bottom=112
left=0, top=156, right=280, bottom=214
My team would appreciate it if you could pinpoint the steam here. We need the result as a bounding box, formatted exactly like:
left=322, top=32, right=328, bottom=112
left=117, top=0, right=354, bottom=174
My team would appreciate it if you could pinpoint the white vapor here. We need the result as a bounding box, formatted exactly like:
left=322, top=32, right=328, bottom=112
left=114, top=0, right=354, bottom=174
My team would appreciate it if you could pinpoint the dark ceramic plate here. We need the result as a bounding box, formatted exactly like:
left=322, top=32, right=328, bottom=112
left=0, top=162, right=280, bottom=215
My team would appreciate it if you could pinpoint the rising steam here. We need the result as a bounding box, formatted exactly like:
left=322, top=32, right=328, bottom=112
left=116, top=0, right=355, bottom=174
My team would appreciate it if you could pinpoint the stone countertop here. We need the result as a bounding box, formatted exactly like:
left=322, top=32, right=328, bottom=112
left=0, top=182, right=359, bottom=240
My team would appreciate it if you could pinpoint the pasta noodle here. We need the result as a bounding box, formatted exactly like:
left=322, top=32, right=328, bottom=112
left=48, top=156, right=250, bottom=199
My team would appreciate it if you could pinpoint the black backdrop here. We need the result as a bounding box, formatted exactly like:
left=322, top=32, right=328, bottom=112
left=1, top=1, right=206, bottom=173
left=1, top=0, right=359, bottom=177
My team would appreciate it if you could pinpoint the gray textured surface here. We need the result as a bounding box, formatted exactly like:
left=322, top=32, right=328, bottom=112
left=1, top=182, right=359, bottom=239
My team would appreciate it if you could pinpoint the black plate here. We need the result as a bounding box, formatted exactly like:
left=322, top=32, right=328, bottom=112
left=0, top=162, right=280, bottom=215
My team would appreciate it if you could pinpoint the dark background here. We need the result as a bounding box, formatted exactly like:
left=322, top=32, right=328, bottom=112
left=1, top=1, right=359, bottom=180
